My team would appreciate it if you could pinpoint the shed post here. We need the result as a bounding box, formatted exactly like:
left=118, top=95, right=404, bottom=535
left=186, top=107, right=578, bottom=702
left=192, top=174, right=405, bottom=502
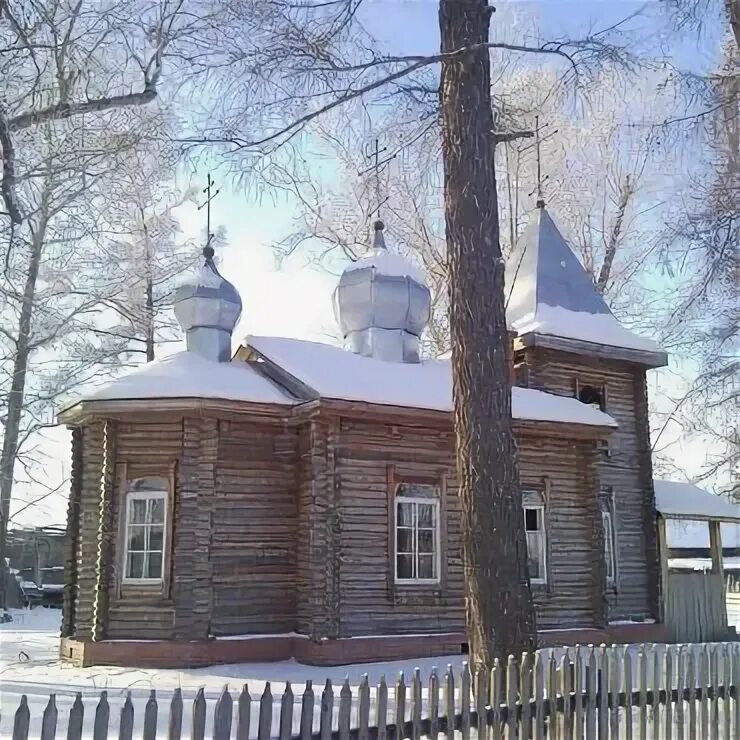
left=656, top=515, right=670, bottom=622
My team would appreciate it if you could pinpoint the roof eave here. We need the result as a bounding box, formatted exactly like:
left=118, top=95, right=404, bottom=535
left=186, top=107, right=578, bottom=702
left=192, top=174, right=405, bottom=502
left=514, top=331, right=668, bottom=368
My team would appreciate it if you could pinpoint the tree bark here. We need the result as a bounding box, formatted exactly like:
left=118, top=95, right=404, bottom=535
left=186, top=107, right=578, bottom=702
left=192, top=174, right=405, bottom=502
left=0, top=193, right=49, bottom=609
left=596, top=174, right=633, bottom=294
left=438, top=0, right=537, bottom=670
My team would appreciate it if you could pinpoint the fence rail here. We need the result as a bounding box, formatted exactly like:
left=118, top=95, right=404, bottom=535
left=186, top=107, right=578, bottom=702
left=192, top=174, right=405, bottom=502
left=8, top=642, right=740, bottom=740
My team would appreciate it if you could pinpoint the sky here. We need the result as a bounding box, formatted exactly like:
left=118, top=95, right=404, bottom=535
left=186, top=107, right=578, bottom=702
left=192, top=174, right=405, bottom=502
left=9, top=0, right=731, bottom=528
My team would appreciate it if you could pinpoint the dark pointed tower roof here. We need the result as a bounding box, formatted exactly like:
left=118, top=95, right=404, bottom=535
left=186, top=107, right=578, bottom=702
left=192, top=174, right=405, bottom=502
left=505, top=205, right=667, bottom=367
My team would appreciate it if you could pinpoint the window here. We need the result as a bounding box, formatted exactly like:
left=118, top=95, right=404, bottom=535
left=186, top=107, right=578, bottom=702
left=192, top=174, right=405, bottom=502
left=123, top=478, right=167, bottom=582
left=523, top=492, right=547, bottom=584
left=395, top=483, right=440, bottom=584
left=578, top=384, right=605, bottom=411
left=600, top=495, right=617, bottom=586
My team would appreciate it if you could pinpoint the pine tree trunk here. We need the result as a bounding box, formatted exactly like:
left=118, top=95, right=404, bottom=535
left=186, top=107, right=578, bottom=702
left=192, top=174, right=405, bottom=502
left=438, top=0, right=537, bottom=670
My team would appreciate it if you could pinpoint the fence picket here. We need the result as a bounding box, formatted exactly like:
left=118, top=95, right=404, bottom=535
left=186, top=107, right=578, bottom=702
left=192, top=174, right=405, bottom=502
left=505, top=655, right=517, bottom=740
left=461, top=663, right=470, bottom=740
left=548, top=653, right=559, bottom=740
left=638, top=647, right=648, bottom=740
left=93, top=690, right=109, bottom=740
left=584, top=648, right=596, bottom=740
left=597, top=646, right=608, bottom=740
left=168, top=688, right=183, bottom=740
left=41, top=694, right=57, bottom=740
left=699, top=646, right=709, bottom=740
left=490, top=659, right=502, bottom=740
left=561, top=653, right=573, bottom=740
left=665, top=646, right=674, bottom=740
left=573, top=647, right=584, bottom=740
left=192, top=688, right=206, bottom=740
left=259, top=682, right=274, bottom=740
left=377, top=676, right=388, bottom=740
left=359, top=676, right=371, bottom=740
left=732, top=646, right=740, bottom=740
left=687, top=648, right=697, bottom=740
left=144, top=689, right=157, bottom=740
left=339, top=680, right=351, bottom=740
left=413, top=669, right=423, bottom=740
left=519, top=653, right=532, bottom=740
left=475, top=666, right=487, bottom=740
left=624, top=648, right=633, bottom=740
left=652, top=646, right=661, bottom=740
left=609, top=646, right=620, bottom=740
left=534, top=652, right=545, bottom=740
left=299, top=681, right=313, bottom=740
left=279, top=682, right=294, bottom=740
left=444, top=669, right=455, bottom=740
left=720, top=646, right=730, bottom=740
left=395, top=673, right=406, bottom=740
left=215, top=686, right=234, bottom=740
left=118, top=692, right=134, bottom=740
left=429, top=669, right=440, bottom=740
left=12, top=695, right=29, bottom=740
left=675, top=648, right=685, bottom=740
left=319, top=680, right=332, bottom=740
left=710, top=645, right=720, bottom=740
left=67, top=692, right=84, bottom=740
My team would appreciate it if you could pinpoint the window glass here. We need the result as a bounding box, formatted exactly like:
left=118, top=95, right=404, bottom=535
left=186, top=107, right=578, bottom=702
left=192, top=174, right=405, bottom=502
left=124, top=480, right=167, bottom=582
left=394, top=485, right=440, bottom=583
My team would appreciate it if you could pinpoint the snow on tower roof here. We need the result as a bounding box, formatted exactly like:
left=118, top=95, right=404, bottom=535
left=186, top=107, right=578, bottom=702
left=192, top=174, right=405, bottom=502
left=245, top=335, right=617, bottom=428
left=505, top=205, right=666, bottom=365
left=61, top=351, right=294, bottom=416
left=654, top=480, right=740, bottom=522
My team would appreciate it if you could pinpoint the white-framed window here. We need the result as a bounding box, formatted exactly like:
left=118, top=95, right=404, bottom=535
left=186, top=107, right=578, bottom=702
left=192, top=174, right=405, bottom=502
left=122, top=478, right=167, bottom=583
left=394, top=483, right=440, bottom=584
left=523, top=491, right=547, bottom=584
left=600, top=495, right=617, bottom=586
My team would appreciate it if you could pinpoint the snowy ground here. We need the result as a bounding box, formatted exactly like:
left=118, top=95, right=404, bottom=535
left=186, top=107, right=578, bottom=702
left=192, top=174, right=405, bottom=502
left=1, top=609, right=738, bottom=738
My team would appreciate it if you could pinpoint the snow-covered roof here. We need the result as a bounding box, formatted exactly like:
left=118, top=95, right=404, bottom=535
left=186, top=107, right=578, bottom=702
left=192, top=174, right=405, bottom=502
left=71, top=351, right=295, bottom=407
left=246, top=335, right=617, bottom=428
left=655, top=480, right=740, bottom=522
left=505, top=205, right=665, bottom=362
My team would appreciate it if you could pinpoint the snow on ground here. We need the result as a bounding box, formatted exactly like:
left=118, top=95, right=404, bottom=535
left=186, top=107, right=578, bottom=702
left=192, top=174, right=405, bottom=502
left=2, top=609, right=738, bottom=738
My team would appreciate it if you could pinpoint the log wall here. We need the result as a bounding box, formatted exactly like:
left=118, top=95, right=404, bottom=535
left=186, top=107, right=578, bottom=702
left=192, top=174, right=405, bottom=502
left=328, top=413, right=603, bottom=637
left=521, top=347, right=661, bottom=622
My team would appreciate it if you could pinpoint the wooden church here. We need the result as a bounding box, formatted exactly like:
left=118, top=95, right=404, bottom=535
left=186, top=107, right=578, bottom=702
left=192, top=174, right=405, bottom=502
left=58, top=203, right=668, bottom=667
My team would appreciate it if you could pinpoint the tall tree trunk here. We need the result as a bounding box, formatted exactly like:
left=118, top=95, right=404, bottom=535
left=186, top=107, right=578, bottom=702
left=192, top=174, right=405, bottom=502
left=438, top=0, right=536, bottom=670
left=596, top=174, right=633, bottom=294
left=0, top=198, right=49, bottom=610
left=140, top=207, right=156, bottom=362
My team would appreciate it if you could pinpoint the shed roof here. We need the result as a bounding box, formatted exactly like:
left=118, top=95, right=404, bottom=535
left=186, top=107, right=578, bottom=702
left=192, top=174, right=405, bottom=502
left=654, top=479, right=740, bottom=522
left=245, top=335, right=618, bottom=428
left=505, top=205, right=666, bottom=364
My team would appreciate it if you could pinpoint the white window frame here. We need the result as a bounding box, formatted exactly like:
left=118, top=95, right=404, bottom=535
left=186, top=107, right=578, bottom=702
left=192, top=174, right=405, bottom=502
left=394, top=495, right=441, bottom=585
left=122, top=486, right=167, bottom=584
left=601, top=506, right=617, bottom=586
left=523, top=495, right=547, bottom=585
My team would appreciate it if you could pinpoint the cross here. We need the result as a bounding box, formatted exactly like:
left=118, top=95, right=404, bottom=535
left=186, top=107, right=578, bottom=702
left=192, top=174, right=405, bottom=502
left=197, top=173, right=221, bottom=249
left=362, top=137, right=394, bottom=218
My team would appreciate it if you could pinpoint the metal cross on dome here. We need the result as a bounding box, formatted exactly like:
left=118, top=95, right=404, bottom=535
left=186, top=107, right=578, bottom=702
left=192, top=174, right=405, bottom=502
left=361, top=137, right=396, bottom=219
left=197, top=173, right=221, bottom=249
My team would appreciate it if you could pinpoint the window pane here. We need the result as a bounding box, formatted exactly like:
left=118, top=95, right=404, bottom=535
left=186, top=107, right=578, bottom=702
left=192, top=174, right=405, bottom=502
left=130, top=499, right=148, bottom=524
left=147, top=551, right=163, bottom=579
left=418, top=555, right=436, bottom=580
left=126, top=552, right=144, bottom=579
left=148, top=497, right=165, bottom=524
left=397, top=554, right=414, bottom=580
left=417, top=504, right=435, bottom=528
left=418, top=529, right=435, bottom=554
left=525, top=508, right=540, bottom=532
left=397, top=502, right=414, bottom=527
left=148, top=526, right=164, bottom=552
left=396, top=528, right=413, bottom=554
left=526, top=532, right=543, bottom=579
left=127, top=525, right=146, bottom=551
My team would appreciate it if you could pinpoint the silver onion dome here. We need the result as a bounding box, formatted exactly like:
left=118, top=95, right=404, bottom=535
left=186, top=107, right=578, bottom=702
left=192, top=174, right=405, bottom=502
left=333, top=220, right=431, bottom=363
left=174, top=245, right=242, bottom=362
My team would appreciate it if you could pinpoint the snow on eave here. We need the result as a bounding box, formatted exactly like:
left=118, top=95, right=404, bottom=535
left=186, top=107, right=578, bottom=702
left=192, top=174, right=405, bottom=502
left=654, top=479, right=740, bottom=522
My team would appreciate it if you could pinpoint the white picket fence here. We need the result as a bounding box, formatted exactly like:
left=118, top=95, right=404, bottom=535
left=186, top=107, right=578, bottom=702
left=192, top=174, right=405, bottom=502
left=7, top=642, right=740, bottom=739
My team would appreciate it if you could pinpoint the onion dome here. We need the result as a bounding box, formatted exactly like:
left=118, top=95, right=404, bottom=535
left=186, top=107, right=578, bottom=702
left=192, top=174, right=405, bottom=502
left=333, top=220, right=431, bottom=363
left=174, top=245, right=242, bottom=363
